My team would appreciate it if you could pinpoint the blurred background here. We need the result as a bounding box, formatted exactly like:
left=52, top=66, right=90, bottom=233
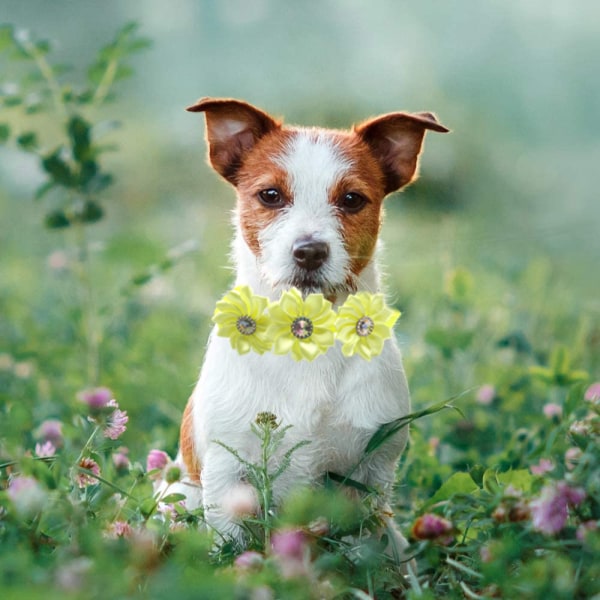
left=1, top=0, right=598, bottom=447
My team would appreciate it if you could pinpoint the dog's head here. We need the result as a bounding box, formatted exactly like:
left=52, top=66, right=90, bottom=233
left=188, top=98, right=448, bottom=299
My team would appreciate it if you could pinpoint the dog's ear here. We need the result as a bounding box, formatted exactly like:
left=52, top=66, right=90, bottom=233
left=354, top=111, right=449, bottom=195
left=187, top=97, right=281, bottom=184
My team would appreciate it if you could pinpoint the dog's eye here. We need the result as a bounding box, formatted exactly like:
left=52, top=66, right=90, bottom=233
left=338, top=192, right=367, bottom=214
left=258, top=188, right=284, bottom=208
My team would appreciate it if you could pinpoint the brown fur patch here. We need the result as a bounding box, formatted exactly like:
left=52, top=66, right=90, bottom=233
left=330, top=133, right=387, bottom=278
left=235, top=129, right=296, bottom=255
left=180, top=397, right=201, bottom=482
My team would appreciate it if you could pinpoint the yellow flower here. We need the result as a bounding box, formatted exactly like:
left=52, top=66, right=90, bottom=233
left=212, top=285, right=271, bottom=355
left=335, top=292, right=400, bottom=360
left=267, top=288, right=336, bottom=361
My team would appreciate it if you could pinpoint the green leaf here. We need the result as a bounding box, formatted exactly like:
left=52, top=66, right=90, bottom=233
left=78, top=160, right=98, bottom=186
left=325, top=471, right=377, bottom=495
left=16, top=131, right=38, bottom=151
left=550, top=345, right=571, bottom=375
left=44, top=210, right=70, bottom=229
left=565, top=383, right=586, bottom=415
left=131, top=271, right=154, bottom=286
left=364, top=395, right=465, bottom=456
left=160, top=493, right=187, bottom=504
left=34, top=39, right=51, bottom=55
left=34, top=181, right=55, bottom=200
left=497, top=469, right=533, bottom=494
left=87, top=63, right=105, bottom=86
left=41, top=148, right=74, bottom=187
left=77, top=200, right=104, bottom=224
left=0, top=24, right=13, bottom=52
left=114, top=64, right=134, bottom=82
left=140, top=497, right=157, bottom=518
left=83, top=172, right=113, bottom=194
left=68, top=115, right=92, bottom=162
left=426, top=472, right=479, bottom=506
left=0, top=123, right=9, bottom=143
left=3, top=95, right=22, bottom=107
left=445, top=267, right=474, bottom=302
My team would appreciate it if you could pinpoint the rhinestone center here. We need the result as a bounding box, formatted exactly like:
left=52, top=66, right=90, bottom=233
left=236, top=315, right=257, bottom=336
left=291, top=316, right=313, bottom=340
left=356, top=316, right=375, bottom=337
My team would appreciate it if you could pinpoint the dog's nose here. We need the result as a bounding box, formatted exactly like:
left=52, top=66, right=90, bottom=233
left=292, top=237, right=329, bottom=271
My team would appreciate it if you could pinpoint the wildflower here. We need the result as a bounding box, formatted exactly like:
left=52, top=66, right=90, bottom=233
left=36, top=419, right=64, bottom=447
left=584, top=382, right=600, bottom=403
left=492, top=487, right=530, bottom=523
left=7, top=476, right=47, bottom=518
left=411, top=513, right=454, bottom=545
left=106, top=520, right=133, bottom=539
left=272, top=529, right=307, bottom=559
left=165, top=464, right=181, bottom=484
left=476, top=384, right=496, bottom=405
left=543, top=403, right=562, bottom=421
left=35, top=440, right=56, bottom=457
left=255, top=411, right=279, bottom=430
left=157, top=500, right=182, bottom=520
left=569, top=417, right=593, bottom=438
left=14, top=361, right=33, bottom=378
left=271, top=529, right=308, bottom=578
left=530, top=481, right=586, bottom=535
left=268, top=288, right=336, bottom=361
left=146, top=449, right=170, bottom=478
left=530, top=458, right=554, bottom=476
left=47, top=249, right=69, bottom=271
left=112, top=447, right=130, bottom=472
left=103, top=402, right=128, bottom=440
left=78, top=386, right=113, bottom=411
left=335, top=292, right=400, bottom=360
left=222, top=483, right=259, bottom=518
left=77, top=457, right=101, bottom=488
left=564, top=447, right=582, bottom=470
left=235, top=551, right=264, bottom=570
left=212, top=285, right=272, bottom=355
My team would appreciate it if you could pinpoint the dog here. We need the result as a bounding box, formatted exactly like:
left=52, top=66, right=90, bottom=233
left=172, top=98, right=448, bottom=556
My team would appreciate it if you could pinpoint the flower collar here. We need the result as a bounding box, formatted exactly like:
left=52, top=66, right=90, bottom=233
left=212, top=285, right=400, bottom=362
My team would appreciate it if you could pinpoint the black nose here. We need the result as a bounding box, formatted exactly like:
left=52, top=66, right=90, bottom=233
left=292, top=237, right=329, bottom=271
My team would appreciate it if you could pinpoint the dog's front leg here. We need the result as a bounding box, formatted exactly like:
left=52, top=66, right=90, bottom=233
left=201, top=444, right=247, bottom=546
left=352, top=447, right=411, bottom=565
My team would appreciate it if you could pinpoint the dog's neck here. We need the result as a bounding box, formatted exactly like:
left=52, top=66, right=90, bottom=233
left=232, top=228, right=382, bottom=308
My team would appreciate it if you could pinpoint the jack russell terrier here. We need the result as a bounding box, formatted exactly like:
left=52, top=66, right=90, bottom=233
left=172, top=97, right=448, bottom=556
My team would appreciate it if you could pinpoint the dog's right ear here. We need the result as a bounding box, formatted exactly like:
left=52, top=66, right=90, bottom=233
left=187, top=97, right=281, bottom=185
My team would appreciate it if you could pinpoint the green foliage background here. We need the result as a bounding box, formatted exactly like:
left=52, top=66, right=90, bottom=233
left=0, top=2, right=599, bottom=598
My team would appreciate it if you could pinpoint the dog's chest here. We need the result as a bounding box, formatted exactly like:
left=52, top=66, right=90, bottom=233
left=194, top=334, right=405, bottom=475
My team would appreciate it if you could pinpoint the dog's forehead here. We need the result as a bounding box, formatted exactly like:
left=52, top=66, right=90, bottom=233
left=274, top=129, right=352, bottom=196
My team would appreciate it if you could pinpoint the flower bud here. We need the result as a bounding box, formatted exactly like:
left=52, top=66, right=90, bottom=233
left=165, top=465, right=181, bottom=484
left=411, top=513, right=454, bottom=545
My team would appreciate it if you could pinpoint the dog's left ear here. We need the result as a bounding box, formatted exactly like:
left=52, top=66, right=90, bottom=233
left=187, top=97, right=281, bottom=185
left=354, top=112, right=449, bottom=195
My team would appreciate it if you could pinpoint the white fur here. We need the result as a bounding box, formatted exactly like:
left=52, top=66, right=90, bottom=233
left=177, top=127, right=410, bottom=550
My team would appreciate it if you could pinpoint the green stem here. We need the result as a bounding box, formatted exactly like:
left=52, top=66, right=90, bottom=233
left=22, top=39, right=66, bottom=117
left=261, top=427, right=273, bottom=552
left=93, top=57, right=118, bottom=107
left=75, top=424, right=101, bottom=465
